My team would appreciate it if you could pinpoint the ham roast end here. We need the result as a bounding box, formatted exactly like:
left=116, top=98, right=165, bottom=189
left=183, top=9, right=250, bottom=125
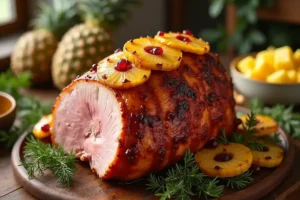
left=52, top=80, right=123, bottom=178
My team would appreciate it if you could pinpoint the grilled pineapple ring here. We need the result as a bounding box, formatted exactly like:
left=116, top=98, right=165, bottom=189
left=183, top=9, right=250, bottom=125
left=96, top=51, right=151, bottom=89
left=155, top=32, right=210, bottom=55
left=33, top=114, right=53, bottom=139
left=123, top=37, right=182, bottom=71
left=195, top=143, right=253, bottom=178
left=252, top=143, right=284, bottom=168
left=238, top=115, right=278, bottom=137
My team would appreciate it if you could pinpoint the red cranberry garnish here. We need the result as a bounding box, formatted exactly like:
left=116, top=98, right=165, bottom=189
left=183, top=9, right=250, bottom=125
left=144, top=46, right=163, bottom=55
left=205, top=138, right=218, bottom=148
left=157, top=31, right=165, bottom=36
left=41, top=124, right=50, bottom=132
left=176, top=35, right=191, bottom=43
left=115, top=59, right=133, bottom=72
left=183, top=29, right=193, bottom=36
left=114, top=48, right=122, bottom=53
left=250, top=165, right=261, bottom=174
left=214, top=153, right=233, bottom=162
left=90, top=64, right=98, bottom=72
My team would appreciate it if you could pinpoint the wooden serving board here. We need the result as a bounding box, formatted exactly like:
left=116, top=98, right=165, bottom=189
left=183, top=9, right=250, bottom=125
left=11, top=106, right=295, bottom=200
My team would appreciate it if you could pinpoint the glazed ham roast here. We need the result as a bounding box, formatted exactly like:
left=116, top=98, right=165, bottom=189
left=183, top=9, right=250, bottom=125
left=52, top=51, right=237, bottom=181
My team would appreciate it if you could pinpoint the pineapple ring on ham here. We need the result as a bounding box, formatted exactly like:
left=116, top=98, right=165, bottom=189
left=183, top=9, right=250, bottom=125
left=33, top=114, right=53, bottom=139
left=123, top=37, right=182, bottom=71
left=238, top=115, right=278, bottom=137
left=195, top=143, right=253, bottom=178
left=155, top=32, right=210, bottom=55
left=251, top=143, right=284, bottom=168
left=96, top=51, right=151, bottom=89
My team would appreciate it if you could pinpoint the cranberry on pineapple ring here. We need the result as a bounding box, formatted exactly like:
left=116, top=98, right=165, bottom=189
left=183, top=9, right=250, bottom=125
left=183, top=29, right=193, bottom=36
left=115, top=59, right=133, bottom=72
left=176, top=35, right=191, bottom=43
left=157, top=31, right=165, bottom=36
left=144, top=46, right=164, bottom=55
left=214, top=153, right=233, bottom=162
left=90, top=63, right=98, bottom=72
left=41, top=124, right=50, bottom=132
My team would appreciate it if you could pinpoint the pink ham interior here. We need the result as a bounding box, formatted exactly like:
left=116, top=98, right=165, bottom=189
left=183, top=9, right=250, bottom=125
left=53, top=81, right=123, bottom=177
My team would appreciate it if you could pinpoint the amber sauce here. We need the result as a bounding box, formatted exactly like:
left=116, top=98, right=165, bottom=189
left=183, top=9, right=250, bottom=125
left=0, top=96, right=12, bottom=115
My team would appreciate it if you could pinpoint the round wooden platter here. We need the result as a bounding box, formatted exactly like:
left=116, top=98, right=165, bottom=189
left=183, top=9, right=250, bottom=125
left=11, top=106, right=295, bottom=200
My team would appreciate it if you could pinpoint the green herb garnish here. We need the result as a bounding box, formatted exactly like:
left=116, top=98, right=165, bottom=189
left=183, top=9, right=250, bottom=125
left=147, top=151, right=224, bottom=200
left=248, top=98, right=300, bottom=139
left=0, top=70, right=31, bottom=100
left=0, top=71, right=52, bottom=148
left=222, top=171, right=254, bottom=190
left=229, top=112, right=264, bottom=151
left=218, top=129, right=229, bottom=144
left=21, top=136, right=76, bottom=186
left=147, top=150, right=257, bottom=200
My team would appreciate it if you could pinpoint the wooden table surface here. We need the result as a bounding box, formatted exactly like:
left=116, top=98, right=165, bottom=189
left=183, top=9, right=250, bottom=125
left=1, top=71, right=300, bottom=199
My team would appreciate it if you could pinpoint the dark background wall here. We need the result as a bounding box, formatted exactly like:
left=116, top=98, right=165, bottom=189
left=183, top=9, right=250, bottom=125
left=183, top=0, right=224, bottom=37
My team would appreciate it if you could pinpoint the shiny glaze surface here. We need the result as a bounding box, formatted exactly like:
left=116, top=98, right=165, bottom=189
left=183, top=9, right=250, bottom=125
left=53, top=52, right=237, bottom=180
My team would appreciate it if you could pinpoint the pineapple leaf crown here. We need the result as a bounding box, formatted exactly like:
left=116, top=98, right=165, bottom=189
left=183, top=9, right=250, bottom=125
left=80, top=0, right=141, bottom=30
left=32, top=1, right=81, bottom=40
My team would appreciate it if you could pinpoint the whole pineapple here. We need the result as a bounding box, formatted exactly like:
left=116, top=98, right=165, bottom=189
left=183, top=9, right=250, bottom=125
left=52, top=0, right=140, bottom=90
left=11, top=1, right=80, bottom=86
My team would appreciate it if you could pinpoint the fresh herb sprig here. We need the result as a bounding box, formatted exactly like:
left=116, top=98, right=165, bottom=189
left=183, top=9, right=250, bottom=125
left=147, top=150, right=256, bottom=200
left=21, top=136, right=76, bottom=185
left=223, top=171, right=254, bottom=190
left=0, top=70, right=31, bottom=100
left=147, top=151, right=224, bottom=200
left=220, top=112, right=265, bottom=151
left=0, top=71, right=52, bottom=148
left=232, top=113, right=264, bottom=151
left=248, top=98, right=300, bottom=139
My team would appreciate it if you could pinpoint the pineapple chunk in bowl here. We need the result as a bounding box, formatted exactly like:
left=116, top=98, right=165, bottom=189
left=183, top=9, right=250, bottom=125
left=230, top=47, right=300, bottom=104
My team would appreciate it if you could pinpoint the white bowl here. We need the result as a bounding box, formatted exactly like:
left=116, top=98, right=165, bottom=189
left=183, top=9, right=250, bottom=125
left=230, top=55, right=300, bottom=105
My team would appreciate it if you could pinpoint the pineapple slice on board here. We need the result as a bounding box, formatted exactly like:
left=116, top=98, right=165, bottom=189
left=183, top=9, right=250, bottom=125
left=252, top=143, right=284, bottom=168
left=96, top=51, right=151, bottom=89
left=238, top=115, right=278, bottom=137
left=33, top=114, right=53, bottom=139
left=123, top=37, right=182, bottom=71
left=195, top=143, right=253, bottom=178
left=154, top=31, right=210, bottom=55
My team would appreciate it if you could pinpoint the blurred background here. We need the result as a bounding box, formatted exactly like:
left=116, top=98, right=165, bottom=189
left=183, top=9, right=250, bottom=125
left=0, top=0, right=300, bottom=100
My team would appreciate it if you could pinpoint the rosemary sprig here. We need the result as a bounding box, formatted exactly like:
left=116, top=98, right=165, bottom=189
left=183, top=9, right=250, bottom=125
left=21, top=136, right=76, bottom=186
left=218, top=129, right=229, bottom=144
left=198, top=178, right=224, bottom=199
left=147, top=151, right=224, bottom=200
left=230, top=112, right=264, bottom=151
left=222, top=171, right=254, bottom=190
left=248, top=98, right=300, bottom=139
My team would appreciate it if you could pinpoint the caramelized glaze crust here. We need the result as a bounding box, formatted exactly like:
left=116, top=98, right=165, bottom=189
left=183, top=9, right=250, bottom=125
left=53, top=52, right=237, bottom=180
